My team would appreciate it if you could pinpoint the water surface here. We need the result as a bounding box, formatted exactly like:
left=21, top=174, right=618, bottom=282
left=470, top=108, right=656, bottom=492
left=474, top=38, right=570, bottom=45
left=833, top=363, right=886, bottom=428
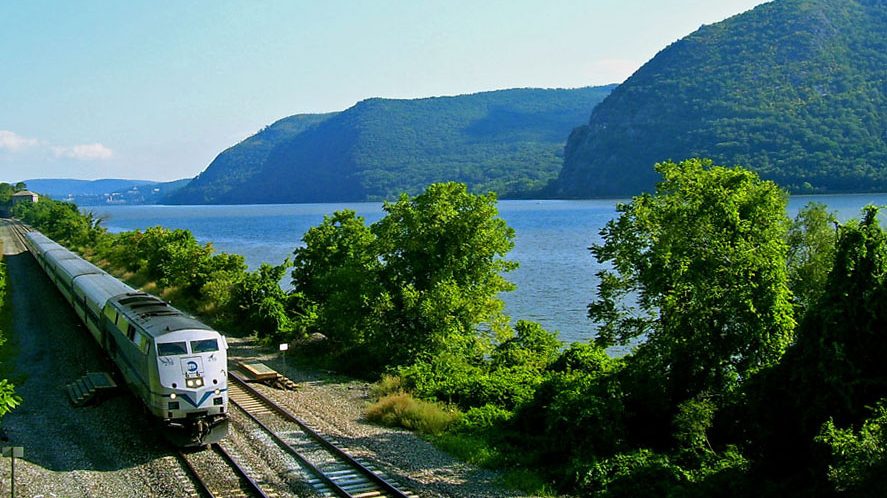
left=88, top=194, right=887, bottom=344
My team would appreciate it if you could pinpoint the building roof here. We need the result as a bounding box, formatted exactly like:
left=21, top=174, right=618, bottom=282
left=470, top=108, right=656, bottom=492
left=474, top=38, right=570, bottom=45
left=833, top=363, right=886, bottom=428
left=12, top=190, right=37, bottom=197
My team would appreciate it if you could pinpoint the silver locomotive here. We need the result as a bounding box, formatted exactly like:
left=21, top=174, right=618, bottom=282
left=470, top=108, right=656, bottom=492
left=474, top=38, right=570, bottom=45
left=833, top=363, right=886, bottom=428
left=24, top=230, right=228, bottom=446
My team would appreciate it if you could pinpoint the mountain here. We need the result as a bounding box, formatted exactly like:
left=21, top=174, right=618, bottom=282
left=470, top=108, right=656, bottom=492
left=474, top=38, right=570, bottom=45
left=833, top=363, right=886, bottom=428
left=552, top=0, right=886, bottom=198
left=165, top=113, right=337, bottom=204
left=22, top=178, right=189, bottom=205
left=166, top=86, right=615, bottom=204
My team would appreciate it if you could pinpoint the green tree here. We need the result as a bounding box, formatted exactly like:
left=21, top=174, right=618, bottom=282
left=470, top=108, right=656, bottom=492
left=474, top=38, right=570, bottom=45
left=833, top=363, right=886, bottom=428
left=371, top=182, right=517, bottom=366
left=291, top=210, right=380, bottom=350
left=13, top=199, right=104, bottom=249
left=789, top=206, right=887, bottom=436
left=786, top=202, right=838, bottom=317
left=588, top=159, right=795, bottom=402
left=0, top=183, right=13, bottom=204
left=228, top=261, right=297, bottom=340
left=292, top=183, right=517, bottom=372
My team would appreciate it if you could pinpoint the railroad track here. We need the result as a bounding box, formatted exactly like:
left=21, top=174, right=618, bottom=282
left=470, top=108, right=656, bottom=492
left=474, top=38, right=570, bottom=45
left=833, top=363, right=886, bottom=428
left=5, top=219, right=30, bottom=248
left=228, top=372, right=415, bottom=498
left=178, top=442, right=277, bottom=498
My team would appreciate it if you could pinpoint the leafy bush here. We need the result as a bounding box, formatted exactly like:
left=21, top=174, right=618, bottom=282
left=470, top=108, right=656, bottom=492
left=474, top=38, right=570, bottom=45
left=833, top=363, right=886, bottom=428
left=578, top=449, right=688, bottom=498
left=817, top=400, right=887, bottom=495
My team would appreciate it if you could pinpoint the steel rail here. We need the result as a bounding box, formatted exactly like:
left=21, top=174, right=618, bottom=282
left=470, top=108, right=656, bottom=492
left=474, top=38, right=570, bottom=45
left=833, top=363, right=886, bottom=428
left=212, top=443, right=274, bottom=498
left=179, top=444, right=273, bottom=498
left=229, top=371, right=412, bottom=498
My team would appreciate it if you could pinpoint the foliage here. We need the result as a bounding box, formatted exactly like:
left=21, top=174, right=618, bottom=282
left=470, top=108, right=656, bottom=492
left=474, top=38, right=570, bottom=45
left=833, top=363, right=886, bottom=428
left=555, top=0, right=887, bottom=197
left=0, top=379, right=20, bottom=420
left=291, top=210, right=380, bottom=349
left=226, top=261, right=297, bottom=341
left=293, top=183, right=517, bottom=372
left=588, top=159, right=795, bottom=403
left=786, top=202, right=838, bottom=317
left=370, top=183, right=517, bottom=364
left=672, top=396, right=716, bottom=457
left=577, top=449, right=688, bottom=498
left=0, top=183, right=14, bottom=204
left=167, top=86, right=615, bottom=204
left=510, top=341, right=626, bottom=471
left=12, top=198, right=104, bottom=249
left=792, top=206, right=887, bottom=430
left=13, top=197, right=287, bottom=339
left=737, top=205, right=887, bottom=495
left=92, top=225, right=248, bottom=304
left=491, top=320, right=562, bottom=371
left=817, top=400, right=887, bottom=495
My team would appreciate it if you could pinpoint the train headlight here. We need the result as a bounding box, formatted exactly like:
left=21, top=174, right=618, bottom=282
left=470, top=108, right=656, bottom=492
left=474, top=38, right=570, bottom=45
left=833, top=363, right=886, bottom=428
left=185, top=377, right=204, bottom=388
left=169, top=393, right=177, bottom=400
left=214, top=388, right=221, bottom=396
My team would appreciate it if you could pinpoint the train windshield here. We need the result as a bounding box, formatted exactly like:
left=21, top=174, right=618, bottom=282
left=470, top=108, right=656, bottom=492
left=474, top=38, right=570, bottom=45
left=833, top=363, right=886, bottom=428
left=157, top=341, right=188, bottom=356
left=190, top=339, right=219, bottom=353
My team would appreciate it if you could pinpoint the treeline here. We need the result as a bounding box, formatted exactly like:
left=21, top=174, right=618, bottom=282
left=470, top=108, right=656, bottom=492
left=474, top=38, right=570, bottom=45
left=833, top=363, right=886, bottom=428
left=13, top=167, right=887, bottom=496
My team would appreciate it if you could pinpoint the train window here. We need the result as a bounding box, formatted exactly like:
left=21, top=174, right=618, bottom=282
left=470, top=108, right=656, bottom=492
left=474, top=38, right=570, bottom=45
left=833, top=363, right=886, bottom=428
left=135, top=332, right=149, bottom=354
left=190, top=339, right=219, bottom=353
left=157, top=341, right=188, bottom=356
left=127, top=324, right=136, bottom=341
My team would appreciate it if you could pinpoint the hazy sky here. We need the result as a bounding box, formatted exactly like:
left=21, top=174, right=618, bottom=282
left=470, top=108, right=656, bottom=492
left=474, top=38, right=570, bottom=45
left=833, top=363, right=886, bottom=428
left=1, top=0, right=769, bottom=183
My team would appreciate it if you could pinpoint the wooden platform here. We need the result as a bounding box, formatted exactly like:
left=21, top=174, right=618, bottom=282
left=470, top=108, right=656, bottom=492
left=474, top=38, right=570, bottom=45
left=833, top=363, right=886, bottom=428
left=238, top=361, right=280, bottom=381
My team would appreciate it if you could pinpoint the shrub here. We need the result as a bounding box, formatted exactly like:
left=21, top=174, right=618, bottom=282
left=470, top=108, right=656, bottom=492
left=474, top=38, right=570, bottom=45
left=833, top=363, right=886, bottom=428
left=578, top=449, right=688, bottom=498
left=370, top=374, right=405, bottom=399
left=365, top=392, right=457, bottom=435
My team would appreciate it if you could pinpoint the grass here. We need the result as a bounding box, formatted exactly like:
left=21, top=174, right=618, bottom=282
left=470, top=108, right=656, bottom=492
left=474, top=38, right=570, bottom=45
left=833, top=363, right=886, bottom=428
left=369, top=374, right=405, bottom=398
left=365, top=388, right=556, bottom=495
left=365, top=392, right=457, bottom=435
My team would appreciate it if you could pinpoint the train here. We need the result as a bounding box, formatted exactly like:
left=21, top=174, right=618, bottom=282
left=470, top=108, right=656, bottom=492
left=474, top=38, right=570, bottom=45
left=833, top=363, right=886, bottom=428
left=22, top=227, right=229, bottom=446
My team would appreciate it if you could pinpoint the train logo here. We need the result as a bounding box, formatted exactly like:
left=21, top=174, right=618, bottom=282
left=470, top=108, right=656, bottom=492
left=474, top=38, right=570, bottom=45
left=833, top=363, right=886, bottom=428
left=187, top=361, right=199, bottom=373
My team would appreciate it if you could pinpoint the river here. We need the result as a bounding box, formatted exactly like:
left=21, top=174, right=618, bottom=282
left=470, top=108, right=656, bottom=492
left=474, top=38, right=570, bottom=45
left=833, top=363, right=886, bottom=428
left=87, top=194, right=887, bottom=344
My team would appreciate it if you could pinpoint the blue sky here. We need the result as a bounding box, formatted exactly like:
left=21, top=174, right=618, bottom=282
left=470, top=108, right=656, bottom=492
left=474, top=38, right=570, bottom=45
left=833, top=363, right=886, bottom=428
left=1, top=0, right=768, bottom=183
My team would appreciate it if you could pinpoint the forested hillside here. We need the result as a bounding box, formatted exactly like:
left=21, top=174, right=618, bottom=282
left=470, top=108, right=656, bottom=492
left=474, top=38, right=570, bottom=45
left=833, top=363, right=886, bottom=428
left=553, top=0, right=886, bottom=197
left=166, top=86, right=614, bottom=204
left=165, top=113, right=337, bottom=204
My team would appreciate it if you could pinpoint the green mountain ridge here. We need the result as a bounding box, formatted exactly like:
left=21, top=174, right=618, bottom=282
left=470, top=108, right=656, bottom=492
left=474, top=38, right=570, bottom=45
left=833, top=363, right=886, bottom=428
left=166, top=86, right=615, bottom=204
left=166, top=113, right=337, bottom=204
left=552, top=0, right=886, bottom=197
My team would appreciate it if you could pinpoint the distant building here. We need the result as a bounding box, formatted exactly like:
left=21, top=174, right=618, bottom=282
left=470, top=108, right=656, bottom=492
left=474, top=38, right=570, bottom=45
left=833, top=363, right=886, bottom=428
left=11, top=190, right=39, bottom=205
